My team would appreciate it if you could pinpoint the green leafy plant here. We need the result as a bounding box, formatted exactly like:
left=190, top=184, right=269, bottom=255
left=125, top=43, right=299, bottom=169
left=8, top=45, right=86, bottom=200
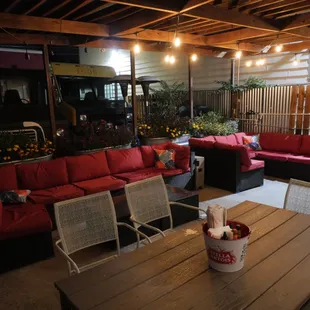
left=215, top=76, right=267, bottom=92
left=189, top=112, right=238, bottom=137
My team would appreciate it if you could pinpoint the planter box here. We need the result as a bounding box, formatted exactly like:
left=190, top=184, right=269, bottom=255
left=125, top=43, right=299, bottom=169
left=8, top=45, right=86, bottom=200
left=75, top=144, right=132, bottom=155
left=0, top=154, right=53, bottom=166
left=171, top=134, right=191, bottom=145
left=140, top=137, right=170, bottom=146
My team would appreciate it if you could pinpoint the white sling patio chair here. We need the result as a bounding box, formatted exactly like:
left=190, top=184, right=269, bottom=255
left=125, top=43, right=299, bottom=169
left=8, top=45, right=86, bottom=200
left=125, top=175, right=207, bottom=246
left=284, top=178, right=310, bottom=214
left=54, top=191, right=151, bottom=276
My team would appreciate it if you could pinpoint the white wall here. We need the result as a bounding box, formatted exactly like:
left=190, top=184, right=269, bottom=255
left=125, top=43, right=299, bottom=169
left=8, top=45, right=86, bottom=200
left=238, top=52, right=310, bottom=86
left=79, top=47, right=232, bottom=96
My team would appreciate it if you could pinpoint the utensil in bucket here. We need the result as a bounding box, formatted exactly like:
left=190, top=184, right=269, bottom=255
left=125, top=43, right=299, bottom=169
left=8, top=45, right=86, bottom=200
left=202, top=220, right=251, bottom=272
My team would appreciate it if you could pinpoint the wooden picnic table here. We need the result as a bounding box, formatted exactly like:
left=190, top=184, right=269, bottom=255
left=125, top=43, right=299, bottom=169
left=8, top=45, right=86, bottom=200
left=55, top=201, right=310, bottom=310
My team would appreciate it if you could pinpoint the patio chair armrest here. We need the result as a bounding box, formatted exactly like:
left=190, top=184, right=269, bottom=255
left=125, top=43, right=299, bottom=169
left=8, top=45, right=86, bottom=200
left=130, top=216, right=166, bottom=238
left=117, top=222, right=152, bottom=244
left=55, top=239, right=79, bottom=274
left=169, top=201, right=207, bottom=216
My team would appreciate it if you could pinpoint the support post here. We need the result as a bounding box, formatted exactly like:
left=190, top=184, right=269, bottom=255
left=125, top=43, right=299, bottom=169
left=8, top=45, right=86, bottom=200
left=130, top=50, right=137, bottom=134
left=230, top=59, right=238, bottom=118
left=188, top=55, right=194, bottom=119
left=43, top=44, right=56, bottom=144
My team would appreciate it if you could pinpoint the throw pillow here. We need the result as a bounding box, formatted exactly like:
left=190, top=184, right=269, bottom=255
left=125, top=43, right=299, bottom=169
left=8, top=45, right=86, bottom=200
left=243, top=134, right=262, bottom=151
left=154, top=149, right=176, bottom=169
left=0, top=190, right=31, bottom=204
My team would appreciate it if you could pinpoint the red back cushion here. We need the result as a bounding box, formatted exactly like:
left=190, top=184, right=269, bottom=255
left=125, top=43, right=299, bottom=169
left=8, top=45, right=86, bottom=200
left=214, top=142, right=251, bottom=167
left=66, top=151, right=111, bottom=183
left=140, top=146, right=156, bottom=168
left=189, top=137, right=215, bottom=149
left=259, top=133, right=301, bottom=154
left=234, top=132, right=247, bottom=145
left=168, top=143, right=190, bottom=170
left=106, top=147, right=145, bottom=174
left=0, top=201, right=2, bottom=227
left=300, top=135, right=310, bottom=156
left=0, top=165, right=18, bottom=191
left=214, top=135, right=237, bottom=145
left=16, top=158, right=69, bottom=190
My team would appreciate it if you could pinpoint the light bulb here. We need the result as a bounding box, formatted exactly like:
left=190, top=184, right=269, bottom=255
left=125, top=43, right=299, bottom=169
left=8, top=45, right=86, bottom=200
left=191, top=53, right=198, bottom=62
left=165, top=54, right=170, bottom=63
left=235, top=51, right=242, bottom=59
left=293, top=59, right=299, bottom=66
left=169, top=55, right=176, bottom=64
left=134, top=43, right=140, bottom=54
left=256, top=59, right=261, bottom=66
left=174, top=37, right=181, bottom=47
left=260, top=58, right=265, bottom=65
left=275, top=44, right=283, bottom=52
left=245, top=60, right=252, bottom=67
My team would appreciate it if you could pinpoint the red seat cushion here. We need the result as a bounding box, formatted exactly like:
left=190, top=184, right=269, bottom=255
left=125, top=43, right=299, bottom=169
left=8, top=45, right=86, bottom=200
left=113, top=168, right=162, bottom=183
left=287, top=155, right=310, bottom=165
left=300, top=135, right=310, bottom=156
left=0, top=203, right=52, bottom=240
left=156, top=168, right=183, bottom=177
left=255, top=151, right=289, bottom=162
left=0, top=164, right=18, bottom=191
left=241, top=159, right=264, bottom=172
left=16, top=158, right=69, bottom=190
left=234, top=132, right=247, bottom=145
left=189, top=137, right=215, bottom=149
left=66, top=151, right=110, bottom=183
left=29, top=185, right=84, bottom=204
left=214, top=135, right=237, bottom=145
left=167, top=143, right=190, bottom=171
left=259, top=133, right=302, bottom=154
left=214, top=142, right=252, bottom=167
left=74, top=176, right=126, bottom=195
left=106, top=147, right=145, bottom=174
left=140, top=146, right=156, bottom=168
left=248, top=150, right=257, bottom=159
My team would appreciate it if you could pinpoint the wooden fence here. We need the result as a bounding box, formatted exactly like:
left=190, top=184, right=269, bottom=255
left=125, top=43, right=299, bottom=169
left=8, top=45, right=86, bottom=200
left=134, top=85, right=310, bottom=135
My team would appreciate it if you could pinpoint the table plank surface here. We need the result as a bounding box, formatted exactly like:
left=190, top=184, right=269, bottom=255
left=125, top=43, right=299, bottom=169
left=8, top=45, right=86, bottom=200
left=55, top=201, right=310, bottom=310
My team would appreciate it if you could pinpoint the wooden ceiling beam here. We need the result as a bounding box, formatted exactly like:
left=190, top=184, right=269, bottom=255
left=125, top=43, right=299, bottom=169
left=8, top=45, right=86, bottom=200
left=109, top=10, right=173, bottom=35
left=60, top=0, right=92, bottom=19
left=181, top=0, right=213, bottom=12
left=73, top=3, right=113, bottom=20
left=282, top=13, right=310, bottom=30
left=0, top=12, right=109, bottom=37
left=5, top=0, right=20, bottom=13
left=252, top=0, right=307, bottom=15
left=90, top=6, right=130, bottom=22
left=0, top=33, right=69, bottom=45
left=277, top=6, right=310, bottom=19
left=43, top=0, right=72, bottom=17
left=213, top=42, right=264, bottom=52
left=24, top=0, right=46, bottom=15
left=240, top=0, right=284, bottom=13
left=278, top=41, right=310, bottom=52
left=203, top=28, right=269, bottom=44
left=185, top=4, right=280, bottom=31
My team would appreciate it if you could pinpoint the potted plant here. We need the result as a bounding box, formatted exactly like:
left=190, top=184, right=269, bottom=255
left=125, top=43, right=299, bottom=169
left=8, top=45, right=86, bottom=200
left=0, top=131, right=54, bottom=165
left=57, top=120, right=134, bottom=155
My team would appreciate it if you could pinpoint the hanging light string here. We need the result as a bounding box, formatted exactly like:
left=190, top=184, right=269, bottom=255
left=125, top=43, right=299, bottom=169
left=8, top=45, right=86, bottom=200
left=173, top=15, right=181, bottom=47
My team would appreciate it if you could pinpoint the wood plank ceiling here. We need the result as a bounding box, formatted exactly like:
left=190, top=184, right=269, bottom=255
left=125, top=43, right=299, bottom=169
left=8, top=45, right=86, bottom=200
left=0, top=0, right=310, bottom=57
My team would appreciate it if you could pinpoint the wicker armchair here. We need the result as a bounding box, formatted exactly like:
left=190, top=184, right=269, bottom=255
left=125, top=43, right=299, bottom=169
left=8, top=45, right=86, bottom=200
left=54, top=191, right=151, bottom=276
left=125, top=175, right=207, bottom=246
left=284, top=178, right=310, bottom=214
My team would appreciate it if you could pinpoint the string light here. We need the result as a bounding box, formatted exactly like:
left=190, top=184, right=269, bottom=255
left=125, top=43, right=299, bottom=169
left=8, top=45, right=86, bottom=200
left=245, top=60, right=252, bottom=67
left=235, top=50, right=242, bottom=59
left=164, top=54, right=176, bottom=64
left=191, top=53, right=198, bottom=62
left=256, top=58, right=265, bottom=66
left=133, top=43, right=140, bottom=54
left=275, top=44, right=283, bottom=52
left=174, top=37, right=181, bottom=47
left=293, top=54, right=299, bottom=66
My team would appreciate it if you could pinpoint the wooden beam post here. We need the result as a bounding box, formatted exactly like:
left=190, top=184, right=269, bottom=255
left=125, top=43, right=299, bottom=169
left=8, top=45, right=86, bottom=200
left=188, top=55, right=194, bottom=119
left=130, top=50, right=138, bottom=134
left=42, top=45, right=57, bottom=144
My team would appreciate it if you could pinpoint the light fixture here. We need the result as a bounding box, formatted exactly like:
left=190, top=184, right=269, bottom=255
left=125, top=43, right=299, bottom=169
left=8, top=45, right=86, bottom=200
left=100, top=48, right=105, bottom=52
left=174, top=37, right=181, bottom=47
left=191, top=53, right=198, bottom=62
left=84, top=47, right=88, bottom=53
left=275, top=44, right=283, bottom=53
left=293, top=54, right=299, bottom=66
left=165, top=54, right=170, bottom=63
left=169, top=55, right=176, bottom=64
left=255, top=58, right=265, bottom=66
left=235, top=50, right=242, bottom=59
left=245, top=60, right=252, bottom=67
left=134, top=43, right=141, bottom=54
